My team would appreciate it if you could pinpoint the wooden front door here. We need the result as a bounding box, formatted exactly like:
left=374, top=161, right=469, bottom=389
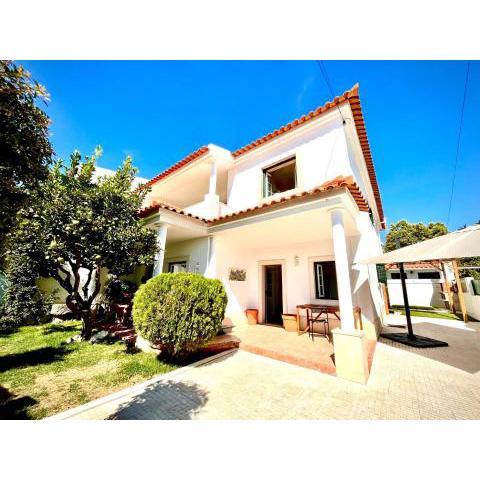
left=264, top=264, right=283, bottom=324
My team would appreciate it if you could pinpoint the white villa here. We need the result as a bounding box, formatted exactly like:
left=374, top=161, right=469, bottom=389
left=138, top=84, right=387, bottom=379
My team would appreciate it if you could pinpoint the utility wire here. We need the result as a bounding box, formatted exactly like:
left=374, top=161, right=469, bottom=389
left=447, top=61, right=471, bottom=228
left=315, top=60, right=346, bottom=124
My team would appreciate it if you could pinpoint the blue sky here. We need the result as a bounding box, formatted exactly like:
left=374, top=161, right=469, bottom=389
left=22, top=60, right=479, bottom=231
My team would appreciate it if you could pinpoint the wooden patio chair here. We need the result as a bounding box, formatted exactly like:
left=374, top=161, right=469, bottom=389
left=306, top=306, right=329, bottom=341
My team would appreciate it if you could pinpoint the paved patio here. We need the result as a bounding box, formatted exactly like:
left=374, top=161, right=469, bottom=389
left=234, top=320, right=376, bottom=374
left=50, top=315, right=480, bottom=420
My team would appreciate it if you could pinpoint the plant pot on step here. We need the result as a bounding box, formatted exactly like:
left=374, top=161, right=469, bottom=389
left=245, top=309, right=258, bottom=325
left=282, top=313, right=297, bottom=332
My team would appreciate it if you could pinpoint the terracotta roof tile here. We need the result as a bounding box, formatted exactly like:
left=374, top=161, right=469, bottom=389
left=139, top=176, right=369, bottom=226
left=231, top=84, right=385, bottom=228
left=138, top=202, right=208, bottom=223
left=207, top=176, right=369, bottom=226
left=141, top=85, right=385, bottom=227
left=385, top=261, right=443, bottom=270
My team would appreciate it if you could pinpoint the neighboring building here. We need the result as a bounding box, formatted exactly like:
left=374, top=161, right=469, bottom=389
left=385, top=261, right=450, bottom=308
left=138, top=84, right=386, bottom=339
left=94, top=166, right=149, bottom=189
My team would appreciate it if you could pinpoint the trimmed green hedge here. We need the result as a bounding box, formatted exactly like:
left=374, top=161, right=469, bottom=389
left=133, top=273, right=227, bottom=358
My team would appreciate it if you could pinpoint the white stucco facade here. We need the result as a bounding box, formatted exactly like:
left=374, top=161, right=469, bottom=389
left=140, top=88, right=386, bottom=340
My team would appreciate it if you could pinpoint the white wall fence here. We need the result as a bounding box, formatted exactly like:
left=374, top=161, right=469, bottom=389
left=462, top=277, right=480, bottom=321
left=387, top=279, right=444, bottom=308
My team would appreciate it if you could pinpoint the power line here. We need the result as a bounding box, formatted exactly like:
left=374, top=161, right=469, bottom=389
left=447, top=61, right=471, bottom=227
left=315, top=60, right=346, bottom=124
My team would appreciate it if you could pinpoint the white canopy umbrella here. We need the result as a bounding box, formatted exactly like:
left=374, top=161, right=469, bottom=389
left=357, top=224, right=480, bottom=348
left=359, top=224, right=480, bottom=265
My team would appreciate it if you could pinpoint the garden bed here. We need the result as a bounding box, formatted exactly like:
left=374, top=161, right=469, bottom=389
left=0, top=321, right=178, bottom=419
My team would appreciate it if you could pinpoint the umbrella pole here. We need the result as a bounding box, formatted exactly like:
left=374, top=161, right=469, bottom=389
left=399, top=262, right=415, bottom=339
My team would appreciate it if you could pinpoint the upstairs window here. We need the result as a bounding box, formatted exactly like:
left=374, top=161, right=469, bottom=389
left=263, top=157, right=297, bottom=197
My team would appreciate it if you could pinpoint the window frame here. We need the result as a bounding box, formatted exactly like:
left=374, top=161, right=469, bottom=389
left=168, top=261, right=188, bottom=273
left=313, top=260, right=338, bottom=301
left=262, top=156, right=297, bottom=198
left=315, top=263, right=325, bottom=298
left=417, top=271, right=441, bottom=280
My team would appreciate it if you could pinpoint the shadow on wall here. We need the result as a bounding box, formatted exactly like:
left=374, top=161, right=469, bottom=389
left=107, top=380, right=209, bottom=420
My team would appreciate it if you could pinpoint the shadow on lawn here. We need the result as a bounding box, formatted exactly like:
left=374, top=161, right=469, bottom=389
left=107, top=380, right=209, bottom=420
left=0, top=345, right=68, bottom=373
left=42, top=323, right=79, bottom=335
left=0, top=385, right=37, bottom=419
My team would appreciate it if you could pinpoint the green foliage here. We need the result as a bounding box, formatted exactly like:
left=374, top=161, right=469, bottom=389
left=384, top=220, right=448, bottom=252
left=376, top=264, right=387, bottom=284
left=133, top=273, right=227, bottom=359
left=3, top=149, right=156, bottom=337
left=0, top=321, right=176, bottom=419
left=384, top=220, right=480, bottom=279
left=0, top=253, right=52, bottom=330
left=0, top=270, right=8, bottom=305
left=0, top=61, right=53, bottom=261
left=471, top=279, right=480, bottom=295
left=460, top=258, right=480, bottom=280
left=105, top=276, right=138, bottom=304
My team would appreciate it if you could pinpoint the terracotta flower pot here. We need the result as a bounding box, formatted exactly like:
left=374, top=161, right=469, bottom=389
left=245, top=309, right=258, bottom=325
left=282, top=313, right=297, bottom=332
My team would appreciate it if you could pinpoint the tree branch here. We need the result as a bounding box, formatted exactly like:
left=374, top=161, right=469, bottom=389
left=82, top=267, right=94, bottom=298
left=87, top=265, right=102, bottom=307
left=56, top=265, right=73, bottom=294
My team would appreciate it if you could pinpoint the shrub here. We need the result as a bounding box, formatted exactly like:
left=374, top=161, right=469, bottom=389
left=1, top=252, right=51, bottom=331
left=133, top=273, right=227, bottom=359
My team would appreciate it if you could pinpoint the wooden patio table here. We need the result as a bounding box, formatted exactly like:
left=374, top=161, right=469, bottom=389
left=295, top=304, right=340, bottom=336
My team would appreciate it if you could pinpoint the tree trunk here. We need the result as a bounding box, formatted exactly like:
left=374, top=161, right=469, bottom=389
left=81, top=309, right=93, bottom=340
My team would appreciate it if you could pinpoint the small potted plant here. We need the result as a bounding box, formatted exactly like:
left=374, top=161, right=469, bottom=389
left=245, top=308, right=258, bottom=325
left=281, top=313, right=297, bottom=332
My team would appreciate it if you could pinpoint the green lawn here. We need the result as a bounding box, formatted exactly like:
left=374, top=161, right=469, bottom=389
left=390, top=307, right=461, bottom=320
left=0, top=321, right=178, bottom=419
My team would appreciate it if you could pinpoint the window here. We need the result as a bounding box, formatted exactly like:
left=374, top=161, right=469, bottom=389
left=390, top=272, right=401, bottom=279
left=263, top=157, right=297, bottom=197
left=418, top=271, right=441, bottom=279
left=314, top=261, right=338, bottom=300
left=168, top=261, right=187, bottom=273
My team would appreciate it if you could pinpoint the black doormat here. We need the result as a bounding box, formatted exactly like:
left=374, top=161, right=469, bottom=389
left=380, top=332, right=448, bottom=348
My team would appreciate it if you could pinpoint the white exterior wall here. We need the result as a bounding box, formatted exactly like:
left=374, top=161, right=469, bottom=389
left=349, top=212, right=385, bottom=334
left=387, top=279, right=444, bottom=308
left=213, top=214, right=383, bottom=338
left=227, top=116, right=369, bottom=213
left=386, top=269, right=444, bottom=281
left=463, top=277, right=480, bottom=320
left=163, top=238, right=209, bottom=275
left=184, top=200, right=233, bottom=218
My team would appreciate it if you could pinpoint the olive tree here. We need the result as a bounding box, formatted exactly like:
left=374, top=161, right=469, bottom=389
left=5, top=149, right=156, bottom=338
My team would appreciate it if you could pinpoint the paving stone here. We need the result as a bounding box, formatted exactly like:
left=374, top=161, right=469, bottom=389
left=58, top=317, right=480, bottom=420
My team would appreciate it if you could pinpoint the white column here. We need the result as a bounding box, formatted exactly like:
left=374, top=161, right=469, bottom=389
left=209, top=159, right=217, bottom=195
left=204, top=159, right=220, bottom=219
left=330, top=208, right=355, bottom=331
left=153, top=223, right=168, bottom=276
left=205, top=235, right=216, bottom=278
